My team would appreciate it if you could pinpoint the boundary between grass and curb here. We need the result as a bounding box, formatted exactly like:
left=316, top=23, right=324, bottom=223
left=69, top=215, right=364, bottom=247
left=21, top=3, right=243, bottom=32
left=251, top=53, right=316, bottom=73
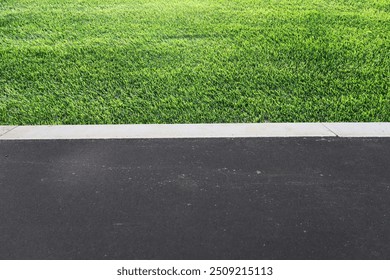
left=0, top=123, right=389, bottom=140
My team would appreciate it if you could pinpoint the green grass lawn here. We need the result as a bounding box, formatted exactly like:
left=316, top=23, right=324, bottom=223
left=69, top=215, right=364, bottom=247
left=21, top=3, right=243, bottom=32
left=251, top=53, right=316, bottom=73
left=0, top=0, right=389, bottom=124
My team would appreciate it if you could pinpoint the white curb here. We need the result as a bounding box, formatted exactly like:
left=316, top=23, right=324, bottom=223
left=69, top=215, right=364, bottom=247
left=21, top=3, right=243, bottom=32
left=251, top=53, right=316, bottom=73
left=322, top=123, right=390, bottom=137
left=0, top=123, right=389, bottom=140
left=0, top=126, right=17, bottom=137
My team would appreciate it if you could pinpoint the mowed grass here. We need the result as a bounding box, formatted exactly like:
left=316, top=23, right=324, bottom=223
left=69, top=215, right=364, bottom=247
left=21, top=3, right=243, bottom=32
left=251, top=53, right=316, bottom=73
left=0, top=0, right=389, bottom=124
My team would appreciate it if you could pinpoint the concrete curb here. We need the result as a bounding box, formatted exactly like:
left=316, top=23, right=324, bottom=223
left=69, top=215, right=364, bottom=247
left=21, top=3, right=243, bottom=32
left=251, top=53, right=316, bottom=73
left=0, top=126, right=17, bottom=137
left=0, top=123, right=389, bottom=139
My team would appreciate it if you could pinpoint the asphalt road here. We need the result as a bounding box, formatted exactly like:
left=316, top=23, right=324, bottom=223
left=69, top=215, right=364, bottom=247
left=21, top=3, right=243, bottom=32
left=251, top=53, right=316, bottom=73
left=0, top=138, right=389, bottom=259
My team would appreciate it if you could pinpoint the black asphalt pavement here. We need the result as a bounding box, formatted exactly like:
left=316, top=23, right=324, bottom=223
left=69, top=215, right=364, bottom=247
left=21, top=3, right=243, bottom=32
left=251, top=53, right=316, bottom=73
left=0, top=138, right=389, bottom=260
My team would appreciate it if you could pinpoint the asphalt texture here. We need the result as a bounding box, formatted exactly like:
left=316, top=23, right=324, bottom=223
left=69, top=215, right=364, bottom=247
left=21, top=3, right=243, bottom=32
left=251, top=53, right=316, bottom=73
left=0, top=138, right=389, bottom=260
